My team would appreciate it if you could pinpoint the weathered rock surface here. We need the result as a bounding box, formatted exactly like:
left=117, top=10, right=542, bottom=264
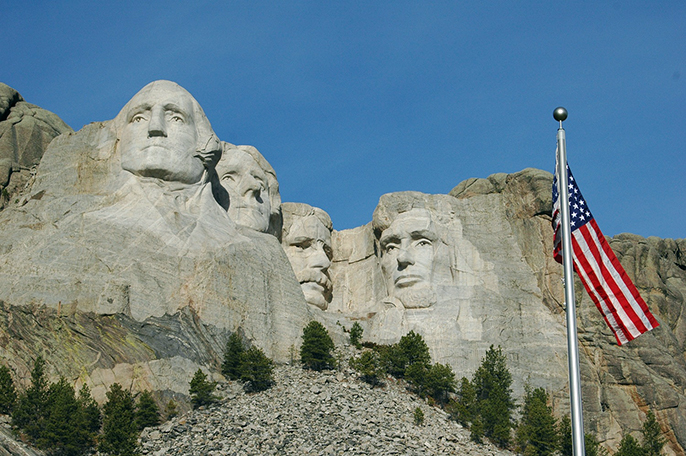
left=137, top=363, right=514, bottom=456
left=327, top=168, right=685, bottom=454
left=0, top=83, right=72, bottom=208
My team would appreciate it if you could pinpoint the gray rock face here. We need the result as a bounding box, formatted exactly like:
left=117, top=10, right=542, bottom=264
left=327, top=168, right=685, bottom=454
left=0, top=80, right=683, bottom=454
left=0, top=83, right=72, bottom=204
left=0, top=82, right=312, bottom=402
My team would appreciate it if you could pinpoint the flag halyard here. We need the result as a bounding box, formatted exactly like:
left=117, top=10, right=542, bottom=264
left=553, top=162, right=659, bottom=345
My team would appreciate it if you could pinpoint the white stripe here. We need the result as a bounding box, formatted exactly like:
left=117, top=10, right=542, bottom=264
left=572, top=229, right=631, bottom=343
left=584, top=223, right=655, bottom=331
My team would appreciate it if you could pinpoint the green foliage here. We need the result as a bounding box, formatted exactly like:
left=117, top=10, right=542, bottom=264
left=99, top=383, right=139, bottom=456
left=559, top=415, right=573, bottom=456
left=76, top=384, right=101, bottom=434
left=300, top=321, right=336, bottom=371
left=406, top=362, right=456, bottom=405
left=37, top=377, right=97, bottom=456
left=471, top=414, right=484, bottom=443
left=616, top=434, right=644, bottom=456
left=515, top=387, right=558, bottom=456
left=189, top=369, right=218, bottom=408
left=222, top=332, right=245, bottom=381
left=413, top=407, right=424, bottom=426
left=382, top=331, right=431, bottom=378
left=641, top=410, right=665, bottom=456
left=559, top=416, right=606, bottom=456
left=135, top=390, right=160, bottom=430
left=349, top=350, right=385, bottom=387
left=12, top=356, right=49, bottom=441
left=349, top=322, right=363, bottom=348
left=472, top=345, right=516, bottom=448
left=239, top=347, right=274, bottom=393
left=447, top=377, right=477, bottom=426
left=164, top=400, right=178, bottom=420
left=585, top=433, right=607, bottom=456
left=0, top=365, right=16, bottom=414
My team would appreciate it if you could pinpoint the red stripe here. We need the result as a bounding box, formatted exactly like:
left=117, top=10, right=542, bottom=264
left=572, top=227, right=632, bottom=344
left=592, top=221, right=659, bottom=329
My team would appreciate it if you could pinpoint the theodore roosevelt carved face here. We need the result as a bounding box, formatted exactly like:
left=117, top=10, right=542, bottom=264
left=216, top=146, right=281, bottom=235
left=377, top=208, right=438, bottom=308
left=281, top=203, right=333, bottom=310
left=116, top=80, right=220, bottom=184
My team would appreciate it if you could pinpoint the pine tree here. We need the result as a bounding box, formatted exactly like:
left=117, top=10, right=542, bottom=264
left=135, top=390, right=160, bottom=430
left=38, top=377, right=96, bottom=456
left=558, top=415, right=573, bottom=456
left=406, top=362, right=456, bottom=404
left=239, top=347, right=274, bottom=393
left=0, top=365, right=16, bottom=414
left=189, top=369, right=218, bottom=408
left=382, top=331, right=431, bottom=378
left=515, top=387, right=558, bottom=456
left=99, top=383, right=139, bottom=456
left=349, top=322, right=363, bottom=349
left=300, top=321, right=336, bottom=371
left=76, top=384, right=101, bottom=435
left=615, top=434, right=644, bottom=456
left=12, top=356, right=49, bottom=441
left=641, top=410, right=665, bottom=456
left=222, top=332, right=245, bottom=381
left=448, top=377, right=477, bottom=426
left=349, top=350, right=385, bottom=386
left=472, top=345, right=516, bottom=448
left=164, top=399, right=178, bottom=420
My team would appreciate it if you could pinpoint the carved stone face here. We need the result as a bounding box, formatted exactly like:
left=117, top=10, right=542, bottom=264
left=283, top=215, right=333, bottom=310
left=217, top=149, right=271, bottom=232
left=119, top=82, right=204, bottom=184
left=379, top=209, right=437, bottom=308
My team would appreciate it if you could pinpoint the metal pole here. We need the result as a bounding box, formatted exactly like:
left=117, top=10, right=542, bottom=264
left=554, top=107, right=585, bottom=456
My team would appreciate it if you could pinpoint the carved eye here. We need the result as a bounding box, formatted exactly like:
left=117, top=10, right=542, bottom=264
left=170, top=114, right=184, bottom=123
left=131, top=114, right=146, bottom=123
left=416, top=239, right=432, bottom=248
left=384, top=244, right=398, bottom=253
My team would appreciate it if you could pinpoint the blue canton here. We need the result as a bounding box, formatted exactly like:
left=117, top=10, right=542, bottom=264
left=553, top=164, right=593, bottom=231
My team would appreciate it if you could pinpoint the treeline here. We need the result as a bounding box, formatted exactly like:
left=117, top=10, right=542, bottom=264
left=0, top=357, right=165, bottom=456
left=343, top=322, right=666, bottom=456
left=1, top=321, right=669, bottom=455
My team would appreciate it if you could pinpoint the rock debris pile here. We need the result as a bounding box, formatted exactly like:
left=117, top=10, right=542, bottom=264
left=139, top=363, right=514, bottom=456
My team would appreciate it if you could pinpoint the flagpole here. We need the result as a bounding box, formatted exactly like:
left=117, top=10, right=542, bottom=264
left=554, top=107, right=585, bottom=456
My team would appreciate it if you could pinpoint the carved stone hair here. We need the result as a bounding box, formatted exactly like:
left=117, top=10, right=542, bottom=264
left=113, top=80, right=221, bottom=170
left=372, top=191, right=456, bottom=241
left=281, top=202, right=333, bottom=241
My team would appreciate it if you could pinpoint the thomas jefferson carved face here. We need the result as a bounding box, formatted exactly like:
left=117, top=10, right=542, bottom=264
left=217, top=148, right=271, bottom=232
left=118, top=82, right=204, bottom=184
left=379, top=209, right=438, bottom=308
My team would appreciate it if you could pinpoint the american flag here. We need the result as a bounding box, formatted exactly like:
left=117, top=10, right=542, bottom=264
left=553, top=162, right=659, bottom=345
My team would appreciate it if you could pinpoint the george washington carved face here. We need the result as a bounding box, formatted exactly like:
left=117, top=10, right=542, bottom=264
left=116, top=80, right=219, bottom=185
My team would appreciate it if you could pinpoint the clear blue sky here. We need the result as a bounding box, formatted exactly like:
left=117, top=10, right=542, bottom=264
left=2, top=2, right=684, bottom=239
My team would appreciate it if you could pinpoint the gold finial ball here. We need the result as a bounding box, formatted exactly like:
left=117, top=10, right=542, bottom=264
left=553, top=107, right=568, bottom=122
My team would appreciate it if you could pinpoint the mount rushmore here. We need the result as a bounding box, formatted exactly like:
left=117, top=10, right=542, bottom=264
left=0, top=81, right=685, bottom=453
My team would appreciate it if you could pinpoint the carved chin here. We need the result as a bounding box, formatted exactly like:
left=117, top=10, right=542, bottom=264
left=301, top=283, right=330, bottom=310
left=394, top=285, right=437, bottom=309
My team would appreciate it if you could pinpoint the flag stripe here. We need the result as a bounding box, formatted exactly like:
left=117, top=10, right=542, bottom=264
left=573, top=223, right=636, bottom=343
left=585, top=221, right=657, bottom=331
left=552, top=160, right=659, bottom=345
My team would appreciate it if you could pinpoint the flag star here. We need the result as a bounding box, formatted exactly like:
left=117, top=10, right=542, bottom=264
left=569, top=184, right=574, bottom=190
left=572, top=212, right=578, bottom=218
left=571, top=220, right=576, bottom=226
left=573, top=203, right=579, bottom=209
left=579, top=214, right=585, bottom=221
left=579, top=200, right=585, bottom=206
left=574, top=188, right=578, bottom=194
left=586, top=211, right=590, bottom=217
left=570, top=176, right=574, bottom=181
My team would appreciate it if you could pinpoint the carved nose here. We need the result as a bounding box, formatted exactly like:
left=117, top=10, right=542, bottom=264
left=148, top=110, right=167, bottom=138
left=310, top=245, right=331, bottom=270
left=397, top=247, right=415, bottom=266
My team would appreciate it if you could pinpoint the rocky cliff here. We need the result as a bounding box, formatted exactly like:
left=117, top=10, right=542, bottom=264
left=0, top=82, right=683, bottom=454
